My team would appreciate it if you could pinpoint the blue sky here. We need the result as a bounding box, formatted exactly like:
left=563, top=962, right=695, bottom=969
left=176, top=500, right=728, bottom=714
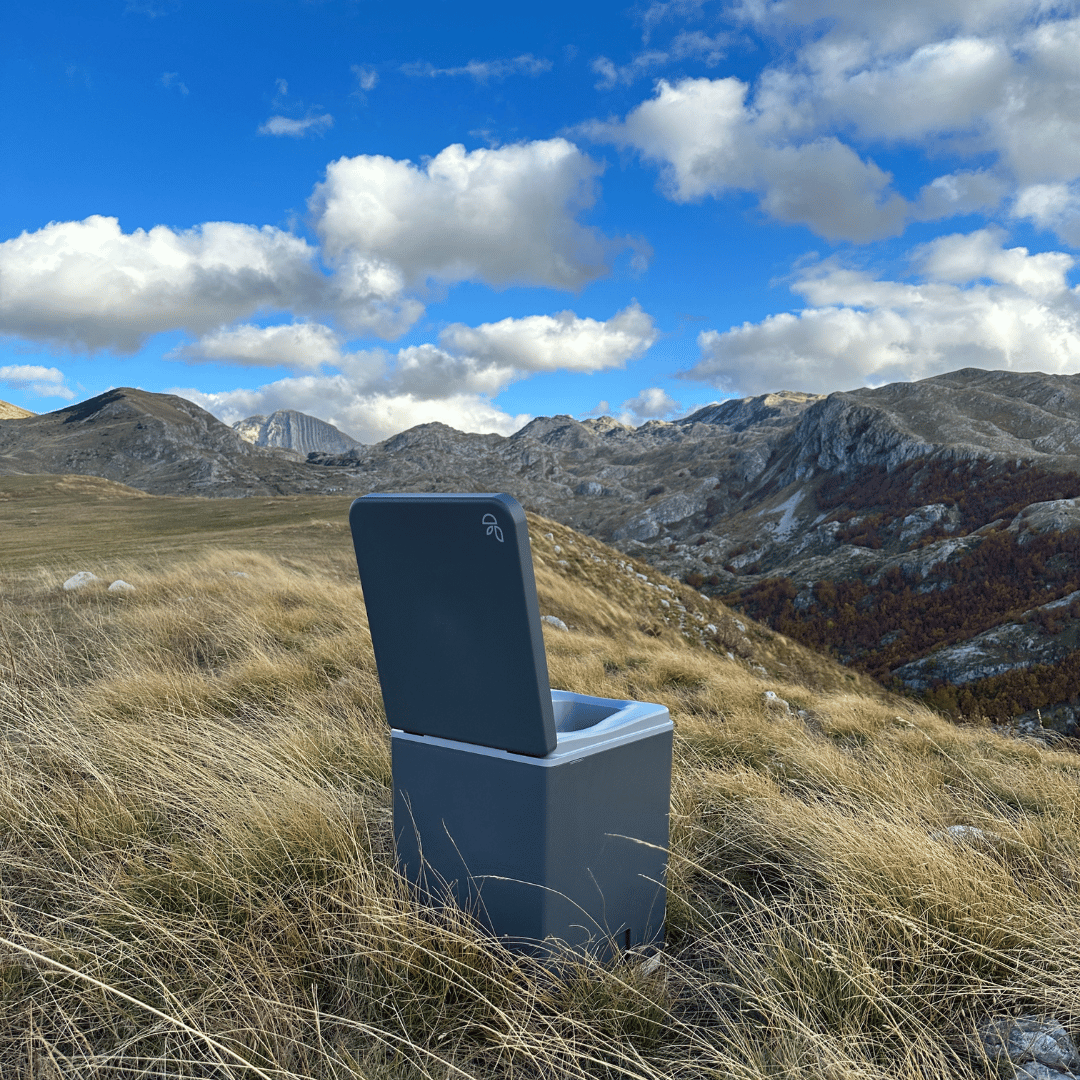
left=3, top=0, right=1080, bottom=441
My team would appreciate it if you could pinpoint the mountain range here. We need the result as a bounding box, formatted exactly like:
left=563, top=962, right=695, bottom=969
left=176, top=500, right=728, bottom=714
left=2, top=368, right=1079, bottom=734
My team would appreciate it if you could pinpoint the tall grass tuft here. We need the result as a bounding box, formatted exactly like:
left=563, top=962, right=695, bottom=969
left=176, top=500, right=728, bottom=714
left=0, top=525, right=1076, bottom=1078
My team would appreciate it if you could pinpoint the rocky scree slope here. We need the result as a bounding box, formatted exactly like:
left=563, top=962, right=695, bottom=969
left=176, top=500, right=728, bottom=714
left=233, top=409, right=361, bottom=457
left=0, top=388, right=361, bottom=497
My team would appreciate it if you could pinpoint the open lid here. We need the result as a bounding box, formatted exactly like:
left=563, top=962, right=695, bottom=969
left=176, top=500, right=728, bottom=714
left=350, top=493, right=557, bottom=757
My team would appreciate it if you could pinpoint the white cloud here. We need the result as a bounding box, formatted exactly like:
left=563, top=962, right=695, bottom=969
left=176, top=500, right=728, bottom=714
left=686, top=231, right=1080, bottom=395
left=169, top=304, right=655, bottom=392
left=177, top=378, right=529, bottom=444
left=913, top=228, right=1073, bottom=293
left=1014, top=182, right=1080, bottom=246
left=438, top=303, right=657, bottom=373
left=584, top=77, right=907, bottom=241
left=619, top=386, right=682, bottom=422
left=400, top=55, right=551, bottom=81
left=0, top=137, right=632, bottom=356
left=258, top=114, right=333, bottom=137
left=311, top=139, right=628, bottom=289
left=168, top=322, right=345, bottom=370
left=167, top=303, right=658, bottom=441
left=735, top=0, right=1064, bottom=54
left=160, top=72, right=189, bottom=95
left=0, top=364, right=74, bottom=400
left=583, top=6, right=1080, bottom=245
left=0, top=216, right=336, bottom=352
left=809, top=36, right=1013, bottom=141
left=591, top=31, right=728, bottom=89
left=351, top=65, right=378, bottom=91
left=913, top=170, right=1009, bottom=220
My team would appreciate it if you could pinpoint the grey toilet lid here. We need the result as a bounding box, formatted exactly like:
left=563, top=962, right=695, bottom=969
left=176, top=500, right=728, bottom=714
left=350, top=493, right=557, bottom=757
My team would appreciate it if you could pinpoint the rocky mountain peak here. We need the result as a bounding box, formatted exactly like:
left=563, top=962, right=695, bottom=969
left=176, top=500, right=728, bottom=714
left=510, top=415, right=600, bottom=448
left=683, top=390, right=824, bottom=433
left=581, top=416, right=632, bottom=437
left=0, top=387, right=340, bottom=496
left=233, top=409, right=360, bottom=456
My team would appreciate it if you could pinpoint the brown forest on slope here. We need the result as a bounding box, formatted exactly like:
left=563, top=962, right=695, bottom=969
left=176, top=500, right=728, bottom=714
left=818, top=458, right=1080, bottom=546
left=723, top=460, right=1080, bottom=721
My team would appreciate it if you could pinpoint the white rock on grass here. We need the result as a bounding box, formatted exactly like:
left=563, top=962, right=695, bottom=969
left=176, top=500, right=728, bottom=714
left=541, top=615, right=568, bottom=631
left=63, top=571, right=101, bottom=591
left=932, top=824, right=1005, bottom=849
left=762, top=691, right=792, bottom=715
left=108, top=580, right=135, bottom=593
left=977, top=1016, right=1080, bottom=1078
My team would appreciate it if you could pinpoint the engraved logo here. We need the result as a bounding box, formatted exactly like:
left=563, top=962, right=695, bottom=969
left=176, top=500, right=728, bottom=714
left=482, top=512, right=504, bottom=542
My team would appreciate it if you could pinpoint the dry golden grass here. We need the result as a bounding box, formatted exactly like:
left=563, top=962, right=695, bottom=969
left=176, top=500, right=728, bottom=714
left=0, top=480, right=1078, bottom=1077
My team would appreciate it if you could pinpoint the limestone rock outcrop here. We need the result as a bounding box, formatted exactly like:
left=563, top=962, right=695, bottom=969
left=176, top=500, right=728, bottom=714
left=233, top=410, right=360, bottom=457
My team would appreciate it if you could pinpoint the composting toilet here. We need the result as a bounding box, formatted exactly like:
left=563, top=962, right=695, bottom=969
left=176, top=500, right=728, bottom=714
left=350, top=492, right=673, bottom=958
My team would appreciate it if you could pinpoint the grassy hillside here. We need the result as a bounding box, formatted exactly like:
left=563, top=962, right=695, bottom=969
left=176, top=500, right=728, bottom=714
left=1, top=476, right=1078, bottom=1077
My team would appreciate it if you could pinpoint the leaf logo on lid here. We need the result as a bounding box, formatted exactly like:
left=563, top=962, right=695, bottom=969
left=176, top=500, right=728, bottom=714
left=482, top=512, right=504, bottom=542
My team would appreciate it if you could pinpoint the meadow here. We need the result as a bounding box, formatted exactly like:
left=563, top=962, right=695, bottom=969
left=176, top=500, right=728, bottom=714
left=0, top=475, right=1078, bottom=1078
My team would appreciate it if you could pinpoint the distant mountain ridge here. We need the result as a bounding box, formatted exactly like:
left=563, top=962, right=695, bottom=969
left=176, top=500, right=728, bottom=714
left=233, top=410, right=360, bottom=457
left=5, top=370, right=1080, bottom=732
left=0, top=388, right=348, bottom=497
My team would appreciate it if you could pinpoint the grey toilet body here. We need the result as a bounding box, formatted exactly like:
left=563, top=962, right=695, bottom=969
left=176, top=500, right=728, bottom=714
left=350, top=492, right=672, bottom=957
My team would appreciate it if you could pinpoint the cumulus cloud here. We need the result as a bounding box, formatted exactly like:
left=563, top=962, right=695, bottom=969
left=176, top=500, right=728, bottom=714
left=311, top=139, right=631, bottom=289
left=737, top=0, right=1064, bottom=56
left=0, top=215, right=419, bottom=352
left=583, top=77, right=907, bottom=241
left=583, top=6, right=1080, bottom=245
left=0, top=364, right=74, bottom=400
left=176, top=379, right=529, bottom=444
left=1014, top=182, right=1080, bottom=246
left=619, top=386, right=682, bottom=422
left=0, top=216, right=323, bottom=352
left=168, top=322, right=345, bottom=370
left=166, top=304, right=656, bottom=442
left=913, top=228, right=1073, bottom=293
left=685, top=230, right=1080, bottom=395
left=258, top=114, right=333, bottom=137
left=0, top=136, right=632, bottom=356
left=438, top=303, right=657, bottom=372
left=913, top=170, right=1009, bottom=221
left=401, top=55, right=551, bottom=81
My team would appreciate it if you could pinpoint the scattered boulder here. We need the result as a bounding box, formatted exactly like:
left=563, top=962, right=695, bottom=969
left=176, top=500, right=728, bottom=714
left=931, top=824, right=1006, bottom=852
left=63, top=571, right=101, bottom=591
left=762, top=691, right=792, bottom=715
left=541, top=615, right=568, bottom=631
left=977, top=1016, right=1080, bottom=1079
left=108, top=580, right=135, bottom=593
